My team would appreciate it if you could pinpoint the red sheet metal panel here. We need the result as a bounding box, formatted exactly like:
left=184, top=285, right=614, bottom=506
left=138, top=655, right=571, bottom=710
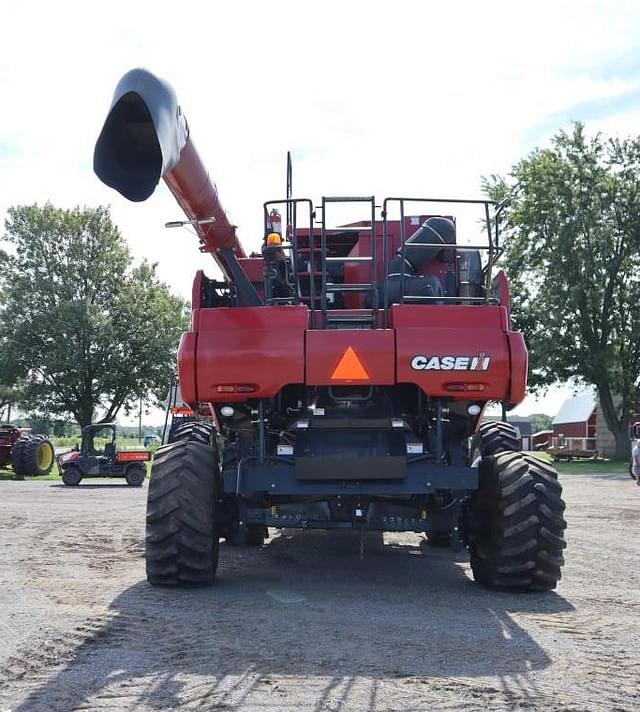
left=306, top=330, right=395, bottom=385
left=186, top=306, right=308, bottom=402
left=177, top=332, right=198, bottom=406
left=390, top=304, right=508, bottom=329
left=506, top=332, right=528, bottom=406
left=392, top=305, right=512, bottom=400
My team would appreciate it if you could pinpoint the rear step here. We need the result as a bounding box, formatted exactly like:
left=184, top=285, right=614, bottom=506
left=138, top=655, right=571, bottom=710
left=325, top=312, right=377, bottom=329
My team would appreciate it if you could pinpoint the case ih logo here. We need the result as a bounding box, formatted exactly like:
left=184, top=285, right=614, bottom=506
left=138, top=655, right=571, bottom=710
left=411, top=353, right=491, bottom=371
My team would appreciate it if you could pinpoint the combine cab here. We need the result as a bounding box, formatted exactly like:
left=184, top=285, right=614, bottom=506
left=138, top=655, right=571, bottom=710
left=0, top=425, right=55, bottom=477
left=94, top=68, right=567, bottom=590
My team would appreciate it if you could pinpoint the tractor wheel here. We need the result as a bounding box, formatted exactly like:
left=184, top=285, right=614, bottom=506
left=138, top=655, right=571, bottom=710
left=169, top=420, right=215, bottom=446
left=477, top=421, right=520, bottom=456
left=10, top=435, right=31, bottom=477
left=125, top=464, right=146, bottom=487
left=62, top=466, right=82, bottom=486
left=469, top=451, right=567, bottom=591
left=146, top=440, right=220, bottom=586
left=20, top=437, right=55, bottom=476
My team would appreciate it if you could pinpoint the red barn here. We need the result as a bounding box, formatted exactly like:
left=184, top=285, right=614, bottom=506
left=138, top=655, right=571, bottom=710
left=551, top=391, right=596, bottom=457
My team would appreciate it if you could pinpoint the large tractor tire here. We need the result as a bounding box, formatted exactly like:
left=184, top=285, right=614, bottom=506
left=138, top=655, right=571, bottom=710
left=10, top=435, right=31, bottom=477
left=469, top=451, right=567, bottom=591
left=13, top=435, right=55, bottom=476
left=145, top=440, right=220, bottom=586
left=477, top=421, right=520, bottom=456
left=169, top=420, right=215, bottom=446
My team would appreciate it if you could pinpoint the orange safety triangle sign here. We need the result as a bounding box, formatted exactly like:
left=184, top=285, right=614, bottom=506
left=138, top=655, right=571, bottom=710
left=330, top=346, right=370, bottom=381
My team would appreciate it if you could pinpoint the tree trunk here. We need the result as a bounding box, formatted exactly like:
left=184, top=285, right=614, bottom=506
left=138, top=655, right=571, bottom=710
left=77, top=402, right=94, bottom=428
left=612, top=425, right=631, bottom=460
left=597, top=384, right=630, bottom=459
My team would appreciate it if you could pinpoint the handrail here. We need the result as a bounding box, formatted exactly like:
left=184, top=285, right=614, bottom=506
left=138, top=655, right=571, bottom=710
left=382, top=196, right=502, bottom=307
left=263, top=198, right=315, bottom=311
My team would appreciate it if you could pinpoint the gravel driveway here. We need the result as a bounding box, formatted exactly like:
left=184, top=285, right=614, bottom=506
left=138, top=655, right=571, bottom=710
left=0, top=473, right=638, bottom=711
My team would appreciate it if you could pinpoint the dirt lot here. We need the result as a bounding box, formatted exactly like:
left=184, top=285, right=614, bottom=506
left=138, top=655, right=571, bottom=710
left=0, top=473, right=638, bottom=711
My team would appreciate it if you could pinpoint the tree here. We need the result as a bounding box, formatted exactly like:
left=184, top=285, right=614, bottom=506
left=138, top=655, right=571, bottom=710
left=485, top=124, right=640, bottom=458
left=1, top=203, right=190, bottom=427
left=0, top=323, right=26, bottom=420
left=529, top=413, right=553, bottom=434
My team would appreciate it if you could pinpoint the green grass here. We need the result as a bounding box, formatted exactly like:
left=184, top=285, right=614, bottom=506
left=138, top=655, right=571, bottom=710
left=0, top=457, right=153, bottom=482
left=0, top=466, right=60, bottom=481
left=51, top=436, right=149, bottom=449
left=529, top=450, right=629, bottom=474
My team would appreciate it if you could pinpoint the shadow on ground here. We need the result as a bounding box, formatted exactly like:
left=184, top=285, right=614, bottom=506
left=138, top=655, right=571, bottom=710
left=50, top=483, right=138, bottom=489
left=11, top=530, right=574, bottom=711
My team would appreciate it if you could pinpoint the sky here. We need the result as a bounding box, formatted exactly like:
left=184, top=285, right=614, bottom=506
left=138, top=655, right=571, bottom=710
left=2, top=0, right=640, bottom=424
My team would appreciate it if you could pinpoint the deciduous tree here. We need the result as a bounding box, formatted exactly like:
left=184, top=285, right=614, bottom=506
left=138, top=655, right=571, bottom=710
left=1, top=203, right=189, bottom=426
left=486, top=124, right=640, bottom=458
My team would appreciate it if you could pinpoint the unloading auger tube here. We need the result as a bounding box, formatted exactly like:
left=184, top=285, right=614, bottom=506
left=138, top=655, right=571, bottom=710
left=94, top=68, right=259, bottom=304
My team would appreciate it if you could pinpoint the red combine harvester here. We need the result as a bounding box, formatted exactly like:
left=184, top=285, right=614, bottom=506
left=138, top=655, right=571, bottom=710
left=94, top=69, right=567, bottom=590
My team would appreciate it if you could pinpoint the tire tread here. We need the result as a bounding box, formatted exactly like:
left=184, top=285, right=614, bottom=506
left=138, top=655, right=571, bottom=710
left=470, top=450, right=567, bottom=591
left=145, top=435, right=219, bottom=586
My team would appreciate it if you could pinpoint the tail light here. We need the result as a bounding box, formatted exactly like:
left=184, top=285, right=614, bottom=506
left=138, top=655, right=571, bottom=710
left=444, top=383, right=486, bottom=392
left=216, top=384, right=257, bottom=394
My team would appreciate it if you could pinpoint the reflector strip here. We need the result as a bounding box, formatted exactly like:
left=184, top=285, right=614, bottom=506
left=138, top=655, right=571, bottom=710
left=330, top=346, right=370, bottom=381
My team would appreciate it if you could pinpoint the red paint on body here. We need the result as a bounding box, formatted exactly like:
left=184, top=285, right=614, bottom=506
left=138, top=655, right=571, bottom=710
left=185, top=306, right=308, bottom=403
left=306, top=330, right=395, bottom=385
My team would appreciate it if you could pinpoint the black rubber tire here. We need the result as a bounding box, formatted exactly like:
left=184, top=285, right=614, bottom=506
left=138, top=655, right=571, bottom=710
left=62, top=465, right=82, bottom=486
left=125, top=464, right=146, bottom=487
left=21, top=437, right=55, bottom=476
left=145, top=440, right=219, bottom=586
left=10, top=435, right=31, bottom=477
left=477, top=421, right=520, bottom=456
left=470, top=451, right=567, bottom=591
left=169, top=421, right=215, bottom=446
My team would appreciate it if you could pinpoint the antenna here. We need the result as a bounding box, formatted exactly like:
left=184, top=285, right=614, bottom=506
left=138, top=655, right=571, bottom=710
left=286, top=151, right=293, bottom=239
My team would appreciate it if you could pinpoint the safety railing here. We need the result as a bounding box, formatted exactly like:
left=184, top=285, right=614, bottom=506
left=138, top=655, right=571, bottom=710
left=381, top=197, right=507, bottom=327
left=263, top=198, right=316, bottom=311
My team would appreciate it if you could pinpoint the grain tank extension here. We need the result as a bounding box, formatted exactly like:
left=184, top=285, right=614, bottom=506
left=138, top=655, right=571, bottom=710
left=94, top=68, right=567, bottom=590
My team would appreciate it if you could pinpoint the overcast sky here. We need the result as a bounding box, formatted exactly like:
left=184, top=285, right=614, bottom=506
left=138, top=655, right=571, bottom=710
left=2, top=1, right=639, bottom=422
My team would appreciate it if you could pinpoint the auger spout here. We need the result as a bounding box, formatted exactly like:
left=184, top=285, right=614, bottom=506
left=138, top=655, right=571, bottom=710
left=94, top=68, right=253, bottom=289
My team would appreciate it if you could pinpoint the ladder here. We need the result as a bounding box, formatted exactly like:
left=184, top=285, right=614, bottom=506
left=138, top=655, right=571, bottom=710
left=319, top=196, right=378, bottom=329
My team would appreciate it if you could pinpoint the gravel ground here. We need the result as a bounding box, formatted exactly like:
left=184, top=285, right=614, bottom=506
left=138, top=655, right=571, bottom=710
left=0, top=473, right=638, bottom=711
